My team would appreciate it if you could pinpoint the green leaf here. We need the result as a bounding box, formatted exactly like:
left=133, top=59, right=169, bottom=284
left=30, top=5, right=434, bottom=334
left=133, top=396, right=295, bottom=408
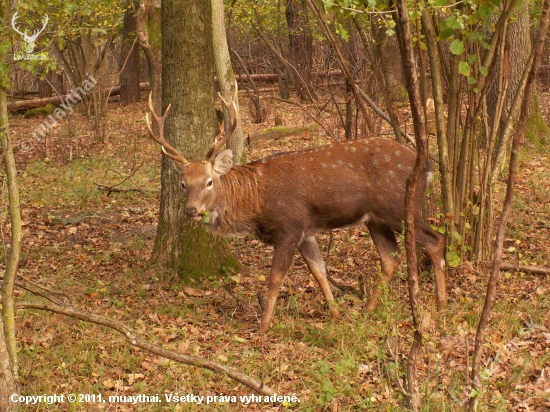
left=468, top=54, right=479, bottom=64
left=479, top=66, right=488, bottom=76
left=435, top=0, right=448, bottom=5
left=468, top=31, right=484, bottom=42
left=450, top=39, right=465, bottom=55
left=451, top=231, right=463, bottom=243
left=446, top=251, right=461, bottom=268
left=479, top=4, right=497, bottom=18
left=439, top=28, right=455, bottom=40
left=445, top=16, right=462, bottom=29
left=467, top=76, right=476, bottom=84
left=459, top=61, right=471, bottom=76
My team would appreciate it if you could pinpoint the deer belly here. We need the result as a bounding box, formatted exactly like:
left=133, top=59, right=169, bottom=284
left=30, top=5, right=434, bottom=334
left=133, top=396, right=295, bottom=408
left=309, top=204, right=375, bottom=230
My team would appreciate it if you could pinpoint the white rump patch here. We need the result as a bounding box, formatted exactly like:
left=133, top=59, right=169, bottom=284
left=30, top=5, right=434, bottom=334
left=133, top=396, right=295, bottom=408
left=426, top=171, right=433, bottom=182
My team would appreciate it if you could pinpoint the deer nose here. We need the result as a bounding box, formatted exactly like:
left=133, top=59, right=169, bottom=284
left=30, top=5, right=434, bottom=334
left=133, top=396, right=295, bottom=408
left=186, top=207, right=198, bottom=217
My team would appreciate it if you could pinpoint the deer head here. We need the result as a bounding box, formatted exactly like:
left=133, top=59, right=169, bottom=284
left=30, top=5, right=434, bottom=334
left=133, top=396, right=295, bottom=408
left=145, top=89, right=238, bottom=222
left=11, top=12, right=49, bottom=54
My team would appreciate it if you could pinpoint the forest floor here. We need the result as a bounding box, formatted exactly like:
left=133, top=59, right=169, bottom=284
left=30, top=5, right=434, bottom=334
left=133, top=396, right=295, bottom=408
left=3, top=90, right=550, bottom=411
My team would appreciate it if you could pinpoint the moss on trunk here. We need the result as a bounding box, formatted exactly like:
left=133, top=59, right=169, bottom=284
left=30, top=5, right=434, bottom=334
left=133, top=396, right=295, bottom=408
left=526, top=91, right=550, bottom=145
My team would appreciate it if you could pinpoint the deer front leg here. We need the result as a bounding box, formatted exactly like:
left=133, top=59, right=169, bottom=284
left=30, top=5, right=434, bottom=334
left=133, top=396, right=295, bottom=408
left=259, top=244, right=296, bottom=335
left=365, top=220, right=401, bottom=311
left=298, top=235, right=340, bottom=320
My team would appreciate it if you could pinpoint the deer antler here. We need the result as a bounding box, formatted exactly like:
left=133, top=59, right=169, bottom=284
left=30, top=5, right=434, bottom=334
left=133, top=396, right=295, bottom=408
left=11, top=12, right=27, bottom=38
left=207, top=80, right=239, bottom=162
left=11, top=12, right=48, bottom=44
left=145, top=93, right=189, bottom=167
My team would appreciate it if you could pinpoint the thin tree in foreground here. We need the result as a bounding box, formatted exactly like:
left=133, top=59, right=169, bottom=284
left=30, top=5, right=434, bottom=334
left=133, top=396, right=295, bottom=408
left=468, top=0, right=550, bottom=409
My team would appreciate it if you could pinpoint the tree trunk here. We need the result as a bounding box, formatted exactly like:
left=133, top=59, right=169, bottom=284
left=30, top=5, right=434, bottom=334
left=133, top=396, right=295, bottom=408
left=285, top=0, right=317, bottom=101
left=136, top=0, right=162, bottom=116
left=37, top=70, right=52, bottom=98
left=120, top=2, right=141, bottom=106
left=371, top=17, right=407, bottom=101
left=151, top=0, right=240, bottom=280
left=0, top=0, right=20, bottom=402
left=0, top=317, right=18, bottom=412
left=212, top=0, right=246, bottom=164
left=488, top=2, right=532, bottom=138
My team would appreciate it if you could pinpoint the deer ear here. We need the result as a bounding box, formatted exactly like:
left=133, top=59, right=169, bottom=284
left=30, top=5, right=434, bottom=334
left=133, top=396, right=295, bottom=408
left=213, top=149, right=233, bottom=175
left=169, top=158, right=186, bottom=176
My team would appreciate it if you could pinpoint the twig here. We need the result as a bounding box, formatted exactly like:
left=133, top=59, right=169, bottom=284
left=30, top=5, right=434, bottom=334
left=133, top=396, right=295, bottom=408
left=356, top=88, right=415, bottom=146
left=0, top=274, right=71, bottom=306
left=272, top=97, right=337, bottom=140
left=15, top=300, right=276, bottom=395
left=324, top=231, right=357, bottom=294
left=387, top=339, right=410, bottom=396
left=94, top=163, right=159, bottom=195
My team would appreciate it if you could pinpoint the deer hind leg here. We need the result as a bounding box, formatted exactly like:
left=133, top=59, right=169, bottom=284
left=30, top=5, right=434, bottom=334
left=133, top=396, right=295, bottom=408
left=298, top=235, right=340, bottom=321
left=365, top=220, right=401, bottom=311
left=417, top=222, right=448, bottom=309
left=260, top=243, right=296, bottom=335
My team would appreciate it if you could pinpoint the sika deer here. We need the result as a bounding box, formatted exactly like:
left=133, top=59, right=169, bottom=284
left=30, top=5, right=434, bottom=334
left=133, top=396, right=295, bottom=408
left=146, top=93, right=447, bottom=334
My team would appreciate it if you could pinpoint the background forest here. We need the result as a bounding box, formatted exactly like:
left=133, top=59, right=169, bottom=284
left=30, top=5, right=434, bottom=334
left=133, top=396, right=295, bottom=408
left=0, top=0, right=549, bottom=410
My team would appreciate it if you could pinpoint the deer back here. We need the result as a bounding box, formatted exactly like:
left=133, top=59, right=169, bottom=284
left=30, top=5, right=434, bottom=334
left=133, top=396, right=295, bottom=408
left=187, top=137, right=428, bottom=245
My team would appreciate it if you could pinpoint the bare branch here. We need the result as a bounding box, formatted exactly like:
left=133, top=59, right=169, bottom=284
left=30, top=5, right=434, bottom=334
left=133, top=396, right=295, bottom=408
left=15, top=301, right=276, bottom=396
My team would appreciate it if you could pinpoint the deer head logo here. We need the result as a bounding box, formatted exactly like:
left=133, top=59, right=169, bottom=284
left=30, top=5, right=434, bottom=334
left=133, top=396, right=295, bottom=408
left=11, top=12, right=49, bottom=55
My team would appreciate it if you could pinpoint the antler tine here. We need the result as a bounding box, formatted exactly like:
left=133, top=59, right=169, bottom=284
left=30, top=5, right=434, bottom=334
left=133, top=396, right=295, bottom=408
left=11, top=12, right=26, bottom=37
left=207, top=84, right=239, bottom=162
left=145, top=92, right=189, bottom=166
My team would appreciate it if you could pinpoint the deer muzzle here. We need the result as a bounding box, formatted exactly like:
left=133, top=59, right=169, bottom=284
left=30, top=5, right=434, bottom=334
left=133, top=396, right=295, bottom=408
left=185, top=206, right=204, bottom=221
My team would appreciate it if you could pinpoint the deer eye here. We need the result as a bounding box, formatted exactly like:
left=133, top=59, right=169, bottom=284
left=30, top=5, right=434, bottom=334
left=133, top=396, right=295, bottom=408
left=206, top=179, right=213, bottom=187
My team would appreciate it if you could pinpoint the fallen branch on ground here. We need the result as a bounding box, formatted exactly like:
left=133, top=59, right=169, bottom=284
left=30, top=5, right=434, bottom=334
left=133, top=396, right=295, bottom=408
left=15, top=300, right=276, bottom=396
left=489, top=262, right=550, bottom=276
left=94, top=183, right=158, bottom=194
